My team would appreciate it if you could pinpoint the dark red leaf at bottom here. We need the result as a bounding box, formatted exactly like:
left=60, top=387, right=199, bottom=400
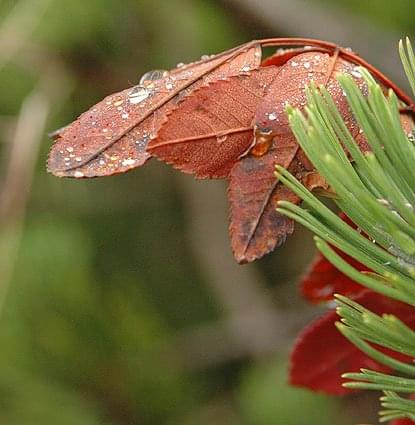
left=390, top=417, right=415, bottom=425
left=290, top=290, right=415, bottom=395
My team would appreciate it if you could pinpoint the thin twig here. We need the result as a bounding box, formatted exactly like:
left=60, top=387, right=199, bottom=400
left=0, top=89, right=50, bottom=314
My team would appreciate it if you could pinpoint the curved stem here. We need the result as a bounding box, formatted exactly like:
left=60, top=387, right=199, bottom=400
left=255, top=37, right=415, bottom=113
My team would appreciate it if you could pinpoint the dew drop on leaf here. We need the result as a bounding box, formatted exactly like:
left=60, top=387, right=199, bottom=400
left=216, top=134, right=228, bottom=143
left=129, top=86, right=151, bottom=104
left=351, top=68, right=362, bottom=79
left=139, top=69, right=168, bottom=85
left=250, top=127, right=274, bottom=157
left=121, top=158, right=136, bottom=167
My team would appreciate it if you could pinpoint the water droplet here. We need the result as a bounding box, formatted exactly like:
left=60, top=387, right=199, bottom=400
left=122, top=113, right=129, bottom=119
left=216, top=134, right=228, bottom=143
left=291, top=61, right=298, bottom=67
left=122, top=158, right=136, bottom=167
left=176, top=62, right=185, bottom=68
left=268, top=112, right=277, bottom=121
left=66, top=146, right=74, bottom=153
left=241, top=64, right=251, bottom=72
left=113, top=99, right=124, bottom=107
left=303, top=62, right=311, bottom=69
left=251, top=126, right=273, bottom=157
left=129, top=86, right=151, bottom=104
left=139, top=69, right=168, bottom=85
left=165, top=82, right=174, bottom=90
left=351, top=68, right=362, bottom=79
left=405, top=202, right=414, bottom=211
left=200, top=54, right=210, bottom=60
left=407, top=131, right=415, bottom=143
left=135, top=134, right=150, bottom=149
left=75, top=156, right=82, bottom=162
left=378, top=198, right=390, bottom=207
left=74, top=171, right=84, bottom=178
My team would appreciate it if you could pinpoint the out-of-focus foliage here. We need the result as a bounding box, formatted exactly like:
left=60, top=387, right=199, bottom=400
left=318, top=0, right=415, bottom=32
left=238, top=360, right=342, bottom=425
left=3, top=219, right=196, bottom=424
left=0, top=0, right=412, bottom=424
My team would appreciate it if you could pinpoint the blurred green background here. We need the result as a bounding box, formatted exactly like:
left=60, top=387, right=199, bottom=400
left=0, top=1, right=414, bottom=424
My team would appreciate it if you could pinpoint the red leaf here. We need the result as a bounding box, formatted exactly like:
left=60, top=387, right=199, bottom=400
left=228, top=140, right=331, bottom=263
left=147, top=67, right=277, bottom=178
left=228, top=140, right=299, bottom=263
left=390, top=416, right=415, bottom=424
left=290, top=290, right=415, bottom=395
left=389, top=395, right=415, bottom=424
left=300, top=250, right=367, bottom=303
left=48, top=44, right=262, bottom=178
left=254, top=51, right=367, bottom=150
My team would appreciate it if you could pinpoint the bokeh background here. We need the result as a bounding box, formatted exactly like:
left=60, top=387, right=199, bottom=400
left=0, top=1, right=414, bottom=424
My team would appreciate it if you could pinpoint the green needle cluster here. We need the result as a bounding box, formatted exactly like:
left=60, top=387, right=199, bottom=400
left=276, top=38, right=415, bottom=422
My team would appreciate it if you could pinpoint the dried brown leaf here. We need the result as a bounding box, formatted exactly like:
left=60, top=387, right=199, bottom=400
left=148, top=67, right=277, bottom=178
left=228, top=140, right=300, bottom=263
left=255, top=52, right=367, bottom=141
left=47, top=44, right=262, bottom=178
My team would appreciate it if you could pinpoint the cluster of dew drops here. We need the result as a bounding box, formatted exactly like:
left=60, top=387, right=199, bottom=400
left=60, top=51, right=263, bottom=177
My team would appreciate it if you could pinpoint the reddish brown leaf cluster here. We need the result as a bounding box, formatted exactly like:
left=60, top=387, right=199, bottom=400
left=47, top=38, right=415, bottom=263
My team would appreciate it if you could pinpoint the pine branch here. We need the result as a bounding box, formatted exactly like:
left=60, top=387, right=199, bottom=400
left=276, top=38, right=415, bottom=422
